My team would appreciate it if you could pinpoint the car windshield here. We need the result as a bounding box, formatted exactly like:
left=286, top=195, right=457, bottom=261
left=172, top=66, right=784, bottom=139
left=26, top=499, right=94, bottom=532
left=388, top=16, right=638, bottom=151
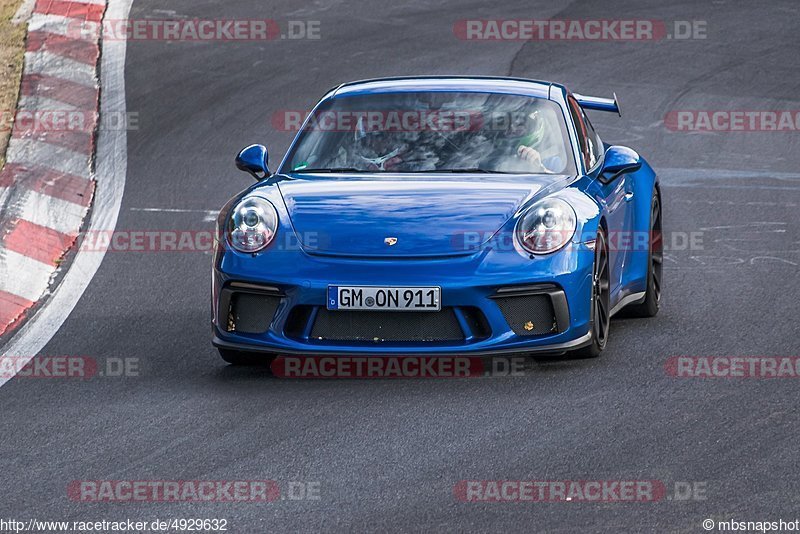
left=282, top=91, right=576, bottom=175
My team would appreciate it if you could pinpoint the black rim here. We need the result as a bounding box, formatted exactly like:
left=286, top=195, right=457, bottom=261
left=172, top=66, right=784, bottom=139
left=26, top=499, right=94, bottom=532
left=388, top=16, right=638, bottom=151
left=651, top=196, right=663, bottom=303
left=593, top=231, right=610, bottom=348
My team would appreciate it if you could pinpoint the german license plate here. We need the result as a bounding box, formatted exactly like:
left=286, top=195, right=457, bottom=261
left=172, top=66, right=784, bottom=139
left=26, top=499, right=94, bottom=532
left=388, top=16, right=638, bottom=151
left=327, top=286, right=441, bottom=311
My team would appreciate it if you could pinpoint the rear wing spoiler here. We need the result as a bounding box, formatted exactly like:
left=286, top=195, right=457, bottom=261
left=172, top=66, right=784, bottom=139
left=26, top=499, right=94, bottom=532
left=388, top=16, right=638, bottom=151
left=573, top=92, right=621, bottom=116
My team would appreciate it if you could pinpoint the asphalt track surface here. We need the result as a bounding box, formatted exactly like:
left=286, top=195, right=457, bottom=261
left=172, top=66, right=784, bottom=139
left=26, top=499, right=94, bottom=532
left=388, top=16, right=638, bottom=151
left=2, top=0, right=800, bottom=531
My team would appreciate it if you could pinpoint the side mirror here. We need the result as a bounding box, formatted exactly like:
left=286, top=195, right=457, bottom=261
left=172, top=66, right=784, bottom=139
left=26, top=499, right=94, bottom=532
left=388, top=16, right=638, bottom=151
left=235, top=144, right=270, bottom=180
left=599, top=145, right=641, bottom=182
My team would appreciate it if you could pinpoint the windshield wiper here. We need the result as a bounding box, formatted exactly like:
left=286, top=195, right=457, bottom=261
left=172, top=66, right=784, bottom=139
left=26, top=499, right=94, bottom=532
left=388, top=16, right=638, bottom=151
left=291, top=167, right=367, bottom=173
left=292, top=167, right=518, bottom=174
left=440, top=168, right=513, bottom=174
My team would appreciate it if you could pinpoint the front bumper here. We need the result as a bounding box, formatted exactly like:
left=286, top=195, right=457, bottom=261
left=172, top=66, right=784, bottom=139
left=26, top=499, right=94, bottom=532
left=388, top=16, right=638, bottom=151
left=212, top=243, right=595, bottom=356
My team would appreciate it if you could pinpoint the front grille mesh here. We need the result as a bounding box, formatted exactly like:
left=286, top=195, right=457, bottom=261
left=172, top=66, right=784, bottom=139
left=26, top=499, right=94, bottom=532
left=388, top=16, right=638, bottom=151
left=229, top=293, right=280, bottom=334
left=310, top=308, right=464, bottom=342
left=494, top=294, right=557, bottom=336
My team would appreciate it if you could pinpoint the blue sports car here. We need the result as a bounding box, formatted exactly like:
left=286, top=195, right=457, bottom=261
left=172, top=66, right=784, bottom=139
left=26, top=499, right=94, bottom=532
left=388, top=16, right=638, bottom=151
left=212, top=76, right=662, bottom=364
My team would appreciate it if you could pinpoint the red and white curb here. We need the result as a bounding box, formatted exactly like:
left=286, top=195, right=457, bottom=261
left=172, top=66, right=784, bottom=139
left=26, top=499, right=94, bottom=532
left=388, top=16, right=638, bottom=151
left=0, top=0, right=106, bottom=336
left=0, top=0, right=130, bottom=387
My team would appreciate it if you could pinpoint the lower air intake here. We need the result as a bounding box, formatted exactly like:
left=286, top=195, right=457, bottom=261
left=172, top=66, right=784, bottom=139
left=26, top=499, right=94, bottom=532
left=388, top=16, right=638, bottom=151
left=310, top=308, right=464, bottom=342
left=228, top=293, right=280, bottom=334
left=494, top=294, right=558, bottom=336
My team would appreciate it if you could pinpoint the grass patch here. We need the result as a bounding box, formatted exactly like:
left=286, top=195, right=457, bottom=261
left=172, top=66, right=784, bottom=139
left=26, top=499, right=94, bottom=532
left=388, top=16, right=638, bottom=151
left=0, top=0, right=27, bottom=170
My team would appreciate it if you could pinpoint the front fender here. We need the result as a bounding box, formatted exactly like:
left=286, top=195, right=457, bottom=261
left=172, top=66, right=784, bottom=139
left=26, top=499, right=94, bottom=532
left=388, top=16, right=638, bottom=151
left=626, top=156, right=659, bottom=291
left=561, top=178, right=604, bottom=245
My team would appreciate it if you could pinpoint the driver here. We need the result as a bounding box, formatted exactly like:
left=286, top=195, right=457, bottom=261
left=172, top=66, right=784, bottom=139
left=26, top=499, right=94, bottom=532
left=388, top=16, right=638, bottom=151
left=504, top=109, right=563, bottom=173
left=352, top=116, right=406, bottom=171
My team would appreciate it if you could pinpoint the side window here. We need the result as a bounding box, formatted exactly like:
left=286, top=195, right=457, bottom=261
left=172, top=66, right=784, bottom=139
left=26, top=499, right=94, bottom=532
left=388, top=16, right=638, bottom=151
left=581, top=109, right=603, bottom=170
left=567, top=97, right=591, bottom=170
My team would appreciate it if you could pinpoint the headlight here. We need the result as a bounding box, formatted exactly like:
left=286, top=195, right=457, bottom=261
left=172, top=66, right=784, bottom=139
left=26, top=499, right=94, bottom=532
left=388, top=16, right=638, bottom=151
left=226, top=196, right=278, bottom=253
left=516, top=197, right=576, bottom=254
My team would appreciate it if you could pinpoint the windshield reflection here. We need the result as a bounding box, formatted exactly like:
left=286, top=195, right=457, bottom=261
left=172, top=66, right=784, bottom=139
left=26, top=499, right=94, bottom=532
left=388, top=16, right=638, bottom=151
left=284, top=92, right=576, bottom=176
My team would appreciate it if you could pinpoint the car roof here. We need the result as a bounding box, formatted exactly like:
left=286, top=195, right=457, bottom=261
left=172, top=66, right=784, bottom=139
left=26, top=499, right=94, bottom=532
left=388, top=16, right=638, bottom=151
left=330, top=76, right=564, bottom=100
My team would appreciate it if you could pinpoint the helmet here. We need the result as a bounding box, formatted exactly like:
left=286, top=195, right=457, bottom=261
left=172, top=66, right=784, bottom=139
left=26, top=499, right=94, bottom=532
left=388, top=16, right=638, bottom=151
left=353, top=115, right=402, bottom=169
left=354, top=116, right=391, bottom=153
left=511, top=110, right=546, bottom=148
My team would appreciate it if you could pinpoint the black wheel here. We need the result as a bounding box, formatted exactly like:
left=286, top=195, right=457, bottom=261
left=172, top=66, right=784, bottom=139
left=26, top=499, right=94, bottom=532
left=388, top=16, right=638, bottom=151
left=218, top=348, right=275, bottom=366
left=626, top=193, right=662, bottom=318
left=571, top=228, right=610, bottom=358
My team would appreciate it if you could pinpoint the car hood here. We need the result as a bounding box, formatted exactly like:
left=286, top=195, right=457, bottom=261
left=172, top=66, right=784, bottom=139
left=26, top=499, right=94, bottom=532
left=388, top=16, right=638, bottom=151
left=275, top=174, right=565, bottom=257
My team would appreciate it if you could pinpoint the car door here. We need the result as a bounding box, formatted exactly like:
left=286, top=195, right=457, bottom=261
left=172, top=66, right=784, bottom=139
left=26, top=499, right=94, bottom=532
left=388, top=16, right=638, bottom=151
left=567, top=96, right=633, bottom=296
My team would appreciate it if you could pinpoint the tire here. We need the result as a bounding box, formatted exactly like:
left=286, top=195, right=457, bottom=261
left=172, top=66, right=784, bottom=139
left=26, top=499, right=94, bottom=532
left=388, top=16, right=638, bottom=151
left=218, top=348, right=275, bottom=366
left=570, top=228, right=610, bottom=359
left=625, top=192, right=662, bottom=318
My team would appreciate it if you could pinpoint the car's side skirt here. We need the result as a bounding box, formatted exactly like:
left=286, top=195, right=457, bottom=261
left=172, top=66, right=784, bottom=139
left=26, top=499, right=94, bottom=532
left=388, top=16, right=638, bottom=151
left=609, top=291, right=646, bottom=317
